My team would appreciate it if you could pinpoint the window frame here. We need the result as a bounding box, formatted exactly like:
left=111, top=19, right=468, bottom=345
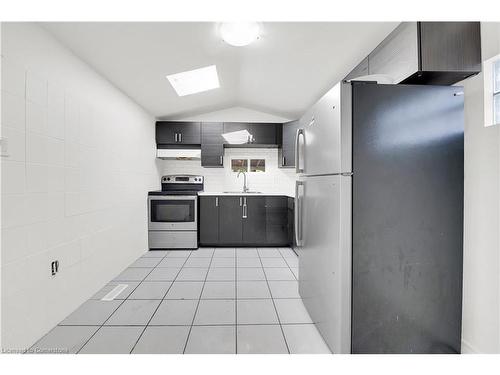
left=494, top=59, right=500, bottom=124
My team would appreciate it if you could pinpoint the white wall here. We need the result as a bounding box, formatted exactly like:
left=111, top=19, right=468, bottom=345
left=160, top=148, right=297, bottom=196
left=0, top=21, right=3, bottom=351
left=461, top=22, right=500, bottom=353
left=0, top=23, right=159, bottom=351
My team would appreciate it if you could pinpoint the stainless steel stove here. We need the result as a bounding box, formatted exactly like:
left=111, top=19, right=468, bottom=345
left=147, top=175, right=203, bottom=249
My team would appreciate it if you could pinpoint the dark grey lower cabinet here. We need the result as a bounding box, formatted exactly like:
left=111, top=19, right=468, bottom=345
left=242, top=197, right=266, bottom=244
left=265, top=197, right=289, bottom=245
left=199, top=195, right=291, bottom=246
left=199, top=196, right=219, bottom=245
left=218, top=196, right=243, bottom=245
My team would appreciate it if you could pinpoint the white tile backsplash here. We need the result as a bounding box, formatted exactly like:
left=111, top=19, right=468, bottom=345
left=26, top=100, right=48, bottom=135
left=1, top=57, right=26, bottom=97
left=160, top=148, right=297, bottom=196
left=1, top=90, right=26, bottom=130
left=26, top=70, right=48, bottom=106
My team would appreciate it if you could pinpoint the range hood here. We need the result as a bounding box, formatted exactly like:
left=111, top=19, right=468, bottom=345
left=156, top=148, right=201, bottom=160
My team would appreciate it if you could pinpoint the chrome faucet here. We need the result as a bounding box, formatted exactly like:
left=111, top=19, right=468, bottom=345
left=237, top=170, right=249, bottom=193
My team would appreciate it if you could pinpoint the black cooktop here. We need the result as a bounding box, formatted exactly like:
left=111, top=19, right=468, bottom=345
left=148, top=190, right=200, bottom=196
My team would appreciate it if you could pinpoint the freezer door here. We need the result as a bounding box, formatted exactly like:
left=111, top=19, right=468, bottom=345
left=301, top=83, right=342, bottom=175
left=298, top=81, right=352, bottom=176
left=351, top=82, right=464, bottom=353
left=298, top=175, right=352, bottom=353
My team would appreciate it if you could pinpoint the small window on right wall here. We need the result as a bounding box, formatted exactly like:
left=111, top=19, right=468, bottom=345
left=494, top=59, right=500, bottom=124
left=484, top=55, right=500, bottom=127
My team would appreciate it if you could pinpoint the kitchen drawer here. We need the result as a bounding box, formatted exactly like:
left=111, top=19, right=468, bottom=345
left=148, top=231, right=197, bottom=249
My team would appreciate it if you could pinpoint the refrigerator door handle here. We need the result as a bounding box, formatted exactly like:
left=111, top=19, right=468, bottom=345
left=295, top=128, right=305, bottom=174
left=295, top=180, right=304, bottom=246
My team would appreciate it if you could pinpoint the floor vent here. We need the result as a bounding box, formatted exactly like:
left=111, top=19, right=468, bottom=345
left=101, top=284, right=129, bottom=301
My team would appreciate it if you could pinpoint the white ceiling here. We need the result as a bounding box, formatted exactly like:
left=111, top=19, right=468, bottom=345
left=42, top=22, right=398, bottom=120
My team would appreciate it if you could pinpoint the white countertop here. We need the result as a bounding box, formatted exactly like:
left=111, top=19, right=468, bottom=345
left=198, top=191, right=293, bottom=197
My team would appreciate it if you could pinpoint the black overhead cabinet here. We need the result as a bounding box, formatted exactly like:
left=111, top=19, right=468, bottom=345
left=156, top=121, right=284, bottom=165
left=345, top=22, right=481, bottom=85
left=201, top=122, right=224, bottom=167
left=279, top=120, right=301, bottom=168
left=198, top=195, right=291, bottom=246
left=156, top=121, right=201, bottom=146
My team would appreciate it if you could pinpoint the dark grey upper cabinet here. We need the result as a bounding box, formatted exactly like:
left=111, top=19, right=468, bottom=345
left=201, top=144, right=224, bottom=167
left=345, top=22, right=481, bottom=85
left=279, top=120, right=300, bottom=168
left=218, top=196, right=243, bottom=245
left=417, top=22, right=482, bottom=76
left=199, top=196, right=219, bottom=245
left=201, top=122, right=224, bottom=167
left=242, top=197, right=267, bottom=244
left=201, top=122, right=224, bottom=144
left=265, top=197, right=289, bottom=245
left=156, top=121, right=201, bottom=145
left=223, top=122, right=280, bottom=146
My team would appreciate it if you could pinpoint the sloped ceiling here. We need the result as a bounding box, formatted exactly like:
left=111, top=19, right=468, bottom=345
left=42, top=22, right=398, bottom=120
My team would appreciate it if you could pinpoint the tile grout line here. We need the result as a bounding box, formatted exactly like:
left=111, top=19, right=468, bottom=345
left=181, top=248, right=216, bottom=354
left=235, top=247, right=238, bottom=354
left=257, top=247, right=291, bottom=354
left=279, top=247, right=299, bottom=281
left=129, top=250, right=192, bottom=354
left=76, top=250, right=171, bottom=354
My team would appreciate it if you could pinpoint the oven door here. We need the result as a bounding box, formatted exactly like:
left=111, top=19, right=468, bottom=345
left=148, top=195, right=197, bottom=231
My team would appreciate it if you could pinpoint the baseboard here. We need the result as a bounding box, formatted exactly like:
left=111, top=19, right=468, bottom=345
left=461, top=339, right=479, bottom=354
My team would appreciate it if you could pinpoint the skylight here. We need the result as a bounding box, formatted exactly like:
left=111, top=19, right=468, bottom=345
left=166, top=65, right=220, bottom=96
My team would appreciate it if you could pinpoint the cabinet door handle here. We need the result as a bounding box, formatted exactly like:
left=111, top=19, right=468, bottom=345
left=282, top=156, right=286, bottom=166
left=240, top=197, right=243, bottom=206
left=179, top=133, right=182, bottom=142
left=215, top=197, right=219, bottom=207
left=295, top=180, right=304, bottom=246
left=220, top=155, right=223, bottom=165
left=242, top=197, right=247, bottom=219
left=295, top=128, right=305, bottom=173
left=174, top=133, right=178, bottom=142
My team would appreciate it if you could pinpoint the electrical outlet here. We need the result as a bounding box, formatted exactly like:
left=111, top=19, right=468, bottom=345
left=51, top=260, right=59, bottom=276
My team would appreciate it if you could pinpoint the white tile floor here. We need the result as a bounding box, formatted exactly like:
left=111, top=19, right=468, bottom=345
left=28, top=247, right=331, bottom=354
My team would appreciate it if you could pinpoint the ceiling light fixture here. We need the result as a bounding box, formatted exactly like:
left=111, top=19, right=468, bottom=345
left=220, top=22, right=260, bottom=47
left=166, top=65, right=220, bottom=96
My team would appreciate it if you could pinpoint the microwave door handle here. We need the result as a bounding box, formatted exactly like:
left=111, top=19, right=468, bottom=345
left=295, top=128, right=304, bottom=173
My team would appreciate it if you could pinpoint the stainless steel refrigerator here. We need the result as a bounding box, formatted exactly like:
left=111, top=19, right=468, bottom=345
left=295, top=80, right=464, bottom=354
